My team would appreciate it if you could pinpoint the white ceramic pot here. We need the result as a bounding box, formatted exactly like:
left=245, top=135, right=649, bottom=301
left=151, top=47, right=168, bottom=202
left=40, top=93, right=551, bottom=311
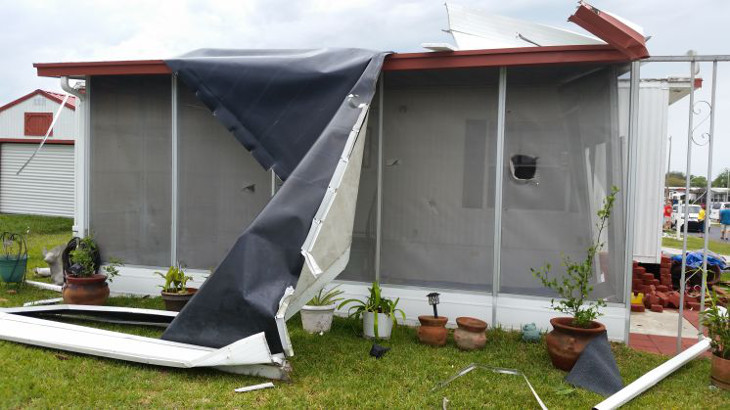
left=300, top=304, right=336, bottom=333
left=362, top=311, right=393, bottom=339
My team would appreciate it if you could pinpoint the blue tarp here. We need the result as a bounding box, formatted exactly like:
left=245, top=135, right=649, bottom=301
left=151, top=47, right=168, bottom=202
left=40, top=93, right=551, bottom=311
left=670, top=251, right=727, bottom=270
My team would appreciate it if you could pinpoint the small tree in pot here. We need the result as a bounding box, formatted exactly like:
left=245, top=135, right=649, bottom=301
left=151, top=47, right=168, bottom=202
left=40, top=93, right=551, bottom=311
left=531, top=186, right=618, bottom=371
left=300, top=286, right=344, bottom=334
left=339, top=281, right=405, bottom=340
left=155, top=263, right=197, bottom=312
left=62, top=236, right=122, bottom=305
left=700, top=288, right=730, bottom=390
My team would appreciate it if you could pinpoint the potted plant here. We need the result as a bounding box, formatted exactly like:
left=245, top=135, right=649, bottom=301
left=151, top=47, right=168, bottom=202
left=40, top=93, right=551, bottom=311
left=0, top=232, right=28, bottom=284
left=700, top=288, right=729, bottom=390
left=531, top=186, right=618, bottom=371
left=155, top=263, right=197, bottom=311
left=339, top=281, right=405, bottom=340
left=300, top=286, right=344, bottom=333
left=62, top=236, right=122, bottom=305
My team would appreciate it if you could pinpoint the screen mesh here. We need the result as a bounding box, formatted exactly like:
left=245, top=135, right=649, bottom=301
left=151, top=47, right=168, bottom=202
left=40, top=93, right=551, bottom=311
left=500, top=65, right=626, bottom=301
left=379, top=68, right=499, bottom=291
left=89, top=76, right=172, bottom=266
left=176, top=82, right=272, bottom=270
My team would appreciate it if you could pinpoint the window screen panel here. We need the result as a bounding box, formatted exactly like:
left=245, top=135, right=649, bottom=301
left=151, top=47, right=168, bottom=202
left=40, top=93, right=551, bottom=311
left=379, top=69, right=499, bottom=291
left=500, top=65, right=626, bottom=302
left=89, top=76, right=172, bottom=266
left=177, top=82, right=272, bottom=270
left=338, top=89, right=379, bottom=283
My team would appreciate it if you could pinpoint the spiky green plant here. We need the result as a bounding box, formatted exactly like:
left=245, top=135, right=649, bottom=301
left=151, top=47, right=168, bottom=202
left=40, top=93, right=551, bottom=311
left=307, top=286, right=345, bottom=306
left=338, top=281, right=406, bottom=339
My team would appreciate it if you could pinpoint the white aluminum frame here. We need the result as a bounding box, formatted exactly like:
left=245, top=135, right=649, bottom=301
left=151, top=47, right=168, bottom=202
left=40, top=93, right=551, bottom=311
left=0, top=306, right=291, bottom=380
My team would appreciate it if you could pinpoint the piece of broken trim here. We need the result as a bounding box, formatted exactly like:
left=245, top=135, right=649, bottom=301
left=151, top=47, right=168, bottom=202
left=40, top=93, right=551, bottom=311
left=234, top=381, right=275, bottom=393
left=433, top=363, right=547, bottom=410
left=22, top=297, right=63, bottom=307
left=25, top=280, right=62, bottom=292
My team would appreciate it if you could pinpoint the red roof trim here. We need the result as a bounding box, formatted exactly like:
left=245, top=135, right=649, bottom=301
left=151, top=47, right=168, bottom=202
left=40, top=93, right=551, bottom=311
left=568, top=2, right=649, bottom=60
left=34, top=45, right=633, bottom=78
left=34, top=59, right=170, bottom=77
left=0, top=138, right=74, bottom=145
left=0, top=89, right=76, bottom=112
left=383, top=44, right=629, bottom=71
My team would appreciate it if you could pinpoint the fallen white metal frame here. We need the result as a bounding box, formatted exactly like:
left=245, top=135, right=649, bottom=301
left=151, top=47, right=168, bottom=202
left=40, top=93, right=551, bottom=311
left=284, top=100, right=370, bottom=320
left=0, top=306, right=292, bottom=381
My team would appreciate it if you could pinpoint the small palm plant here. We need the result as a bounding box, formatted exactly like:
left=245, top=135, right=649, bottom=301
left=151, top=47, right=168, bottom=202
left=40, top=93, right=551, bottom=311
left=307, top=286, right=345, bottom=306
left=532, top=186, right=618, bottom=328
left=155, top=263, right=193, bottom=294
left=339, top=281, right=405, bottom=339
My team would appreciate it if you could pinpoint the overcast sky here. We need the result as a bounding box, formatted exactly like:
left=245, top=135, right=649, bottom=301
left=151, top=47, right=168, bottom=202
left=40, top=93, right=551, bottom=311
left=2, top=0, right=728, bottom=180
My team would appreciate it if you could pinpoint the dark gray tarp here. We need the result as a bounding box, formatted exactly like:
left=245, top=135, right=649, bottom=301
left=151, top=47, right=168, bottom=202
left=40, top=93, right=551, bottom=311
left=565, top=332, right=623, bottom=396
left=161, top=49, right=385, bottom=353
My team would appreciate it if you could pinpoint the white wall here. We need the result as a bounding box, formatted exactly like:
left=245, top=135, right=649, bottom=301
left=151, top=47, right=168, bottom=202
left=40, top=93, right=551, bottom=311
left=619, top=81, right=670, bottom=264
left=0, top=143, right=75, bottom=217
left=0, top=94, right=76, bottom=139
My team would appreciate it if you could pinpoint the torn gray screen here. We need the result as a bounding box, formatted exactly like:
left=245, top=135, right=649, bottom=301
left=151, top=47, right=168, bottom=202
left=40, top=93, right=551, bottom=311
left=161, top=49, right=386, bottom=353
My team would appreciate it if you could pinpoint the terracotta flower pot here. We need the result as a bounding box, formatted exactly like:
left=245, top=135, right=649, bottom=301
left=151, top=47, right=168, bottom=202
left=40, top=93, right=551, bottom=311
left=161, top=288, right=197, bottom=312
left=545, top=317, right=606, bottom=371
left=454, top=317, right=487, bottom=350
left=62, top=274, right=110, bottom=305
left=417, top=315, right=448, bottom=346
left=711, top=353, right=730, bottom=391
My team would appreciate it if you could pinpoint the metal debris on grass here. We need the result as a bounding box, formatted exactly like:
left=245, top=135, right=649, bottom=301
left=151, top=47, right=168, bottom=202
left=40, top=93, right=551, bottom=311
left=433, top=363, right=547, bottom=410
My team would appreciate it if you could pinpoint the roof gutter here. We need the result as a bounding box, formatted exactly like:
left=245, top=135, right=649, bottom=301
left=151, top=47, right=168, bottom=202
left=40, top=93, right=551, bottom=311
left=60, top=76, right=85, bottom=101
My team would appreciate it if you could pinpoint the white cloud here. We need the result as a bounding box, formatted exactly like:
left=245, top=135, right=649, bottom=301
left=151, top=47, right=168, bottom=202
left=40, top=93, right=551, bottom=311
left=1, top=0, right=728, bottom=176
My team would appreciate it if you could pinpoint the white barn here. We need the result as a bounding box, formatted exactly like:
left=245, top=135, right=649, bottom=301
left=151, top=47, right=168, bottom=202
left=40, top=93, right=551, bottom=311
left=0, top=89, right=76, bottom=217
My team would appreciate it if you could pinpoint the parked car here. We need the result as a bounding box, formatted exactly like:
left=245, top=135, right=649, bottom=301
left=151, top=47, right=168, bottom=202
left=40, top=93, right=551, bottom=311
left=710, top=202, right=730, bottom=222
left=671, top=204, right=703, bottom=232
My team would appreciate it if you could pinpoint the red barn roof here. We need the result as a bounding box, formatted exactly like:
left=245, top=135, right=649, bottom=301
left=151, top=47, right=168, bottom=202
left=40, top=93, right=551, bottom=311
left=0, top=89, right=76, bottom=113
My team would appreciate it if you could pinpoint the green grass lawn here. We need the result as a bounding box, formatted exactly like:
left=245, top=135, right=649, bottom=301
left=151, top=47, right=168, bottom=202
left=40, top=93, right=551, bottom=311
left=0, top=213, right=74, bottom=276
left=662, top=235, right=730, bottom=256
left=0, top=214, right=728, bottom=408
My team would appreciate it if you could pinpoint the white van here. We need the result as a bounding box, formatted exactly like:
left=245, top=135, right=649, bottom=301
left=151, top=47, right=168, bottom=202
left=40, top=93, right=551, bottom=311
left=710, top=202, right=730, bottom=222
left=671, top=204, right=703, bottom=232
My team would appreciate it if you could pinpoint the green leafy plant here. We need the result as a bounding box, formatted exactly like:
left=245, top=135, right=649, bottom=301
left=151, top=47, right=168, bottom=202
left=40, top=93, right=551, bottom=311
left=68, top=236, right=123, bottom=282
left=700, top=288, right=729, bottom=359
left=532, top=186, right=619, bottom=328
left=155, top=263, right=193, bottom=294
left=307, top=285, right=344, bottom=306
left=68, top=236, right=98, bottom=277
left=338, top=281, right=406, bottom=338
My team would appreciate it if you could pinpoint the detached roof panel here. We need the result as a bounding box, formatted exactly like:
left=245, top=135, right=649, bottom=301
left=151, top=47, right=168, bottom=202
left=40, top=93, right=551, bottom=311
left=446, top=3, right=604, bottom=50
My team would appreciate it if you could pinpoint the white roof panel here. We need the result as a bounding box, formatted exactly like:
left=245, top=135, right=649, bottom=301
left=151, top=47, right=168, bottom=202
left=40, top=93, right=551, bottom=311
left=445, top=3, right=604, bottom=50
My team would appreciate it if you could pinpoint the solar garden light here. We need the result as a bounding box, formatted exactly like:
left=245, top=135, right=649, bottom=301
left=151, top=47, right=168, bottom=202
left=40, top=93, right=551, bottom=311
left=427, top=292, right=440, bottom=318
